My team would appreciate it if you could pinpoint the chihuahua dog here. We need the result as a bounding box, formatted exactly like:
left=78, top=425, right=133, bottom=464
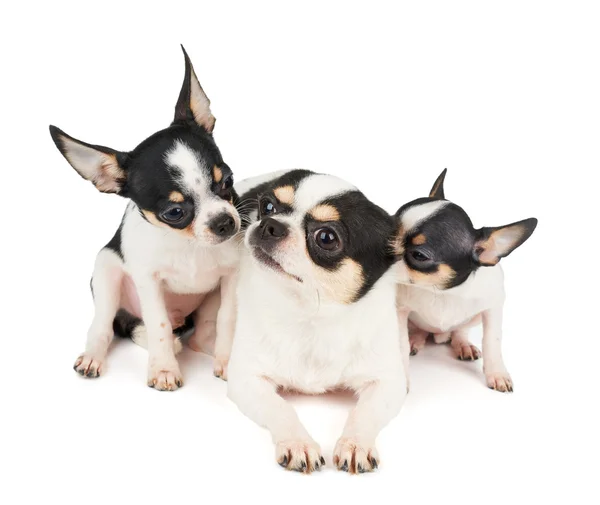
left=227, top=170, right=409, bottom=474
left=49, top=46, right=241, bottom=391
left=393, top=169, right=537, bottom=392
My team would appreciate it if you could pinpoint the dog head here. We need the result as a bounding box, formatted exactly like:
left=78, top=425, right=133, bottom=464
left=393, top=169, right=538, bottom=289
left=49, top=46, right=240, bottom=246
left=243, top=170, right=396, bottom=304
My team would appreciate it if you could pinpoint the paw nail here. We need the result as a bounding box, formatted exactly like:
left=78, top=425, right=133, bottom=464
left=320, top=456, right=326, bottom=466
left=357, top=464, right=365, bottom=473
left=279, top=456, right=288, bottom=468
left=370, top=457, right=378, bottom=469
left=341, top=460, right=349, bottom=472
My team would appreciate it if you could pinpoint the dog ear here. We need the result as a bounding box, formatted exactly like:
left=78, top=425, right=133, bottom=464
left=173, top=45, right=216, bottom=133
left=474, top=218, right=538, bottom=266
left=49, top=126, right=127, bottom=194
left=429, top=168, right=447, bottom=199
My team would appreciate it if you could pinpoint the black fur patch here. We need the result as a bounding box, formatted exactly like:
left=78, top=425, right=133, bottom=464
left=307, top=191, right=396, bottom=300
left=105, top=221, right=124, bottom=259
left=403, top=202, right=479, bottom=288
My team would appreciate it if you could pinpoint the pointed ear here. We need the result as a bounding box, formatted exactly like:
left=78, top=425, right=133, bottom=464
left=173, top=45, right=216, bottom=133
left=474, top=218, right=538, bottom=266
left=429, top=168, right=447, bottom=199
left=49, top=125, right=127, bottom=194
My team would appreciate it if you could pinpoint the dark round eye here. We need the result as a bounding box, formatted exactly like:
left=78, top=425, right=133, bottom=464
left=260, top=198, right=276, bottom=216
left=410, top=250, right=430, bottom=262
left=314, top=228, right=339, bottom=251
left=161, top=206, right=185, bottom=223
left=222, top=175, right=233, bottom=190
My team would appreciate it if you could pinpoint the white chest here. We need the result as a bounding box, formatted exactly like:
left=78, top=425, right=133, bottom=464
left=233, top=262, right=401, bottom=393
left=122, top=210, right=240, bottom=295
left=397, top=267, right=505, bottom=333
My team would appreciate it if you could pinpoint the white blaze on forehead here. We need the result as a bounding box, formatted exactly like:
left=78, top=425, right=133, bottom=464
left=235, top=170, right=290, bottom=197
left=294, top=174, right=357, bottom=214
left=165, top=140, right=210, bottom=194
left=401, top=200, right=449, bottom=232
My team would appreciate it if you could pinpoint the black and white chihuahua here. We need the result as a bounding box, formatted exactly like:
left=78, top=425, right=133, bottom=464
left=393, top=169, right=538, bottom=392
left=49, top=46, right=241, bottom=391
left=227, top=170, right=410, bottom=473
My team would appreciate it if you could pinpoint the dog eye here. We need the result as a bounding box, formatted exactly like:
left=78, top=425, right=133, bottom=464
left=161, top=206, right=185, bottom=223
left=260, top=198, right=276, bottom=216
left=218, top=175, right=234, bottom=200
left=222, top=175, right=233, bottom=190
left=410, top=250, right=430, bottom=262
left=314, top=228, right=339, bottom=251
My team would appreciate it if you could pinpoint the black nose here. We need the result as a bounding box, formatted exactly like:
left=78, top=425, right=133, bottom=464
left=208, top=213, right=236, bottom=238
left=260, top=217, right=289, bottom=240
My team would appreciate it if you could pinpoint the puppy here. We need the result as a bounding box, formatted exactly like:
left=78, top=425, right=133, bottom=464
left=49, top=46, right=241, bottom=391
left=227, top=170, right=409, bottom=473
left=393, top=169, right=537, bottom=392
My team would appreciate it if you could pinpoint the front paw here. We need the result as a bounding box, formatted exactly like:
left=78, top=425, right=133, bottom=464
left=485, top=371, right=513, bottom=392
left=213, top=357, right=228, bottom=381
left=147, top=363, right=184, bottom=391
left=333, top=437, right=379, bottom=474
left=453, top=343, right=481, bottom=361
left=276, top=439, right=324, bottom=473
left=73, top=353, right=104, bottom=378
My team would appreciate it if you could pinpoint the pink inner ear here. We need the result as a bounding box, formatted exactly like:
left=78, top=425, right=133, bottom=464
left=94, top=157, right=125, bottom=193
left=477, top=225, right=525, bottom=265
left=190, top=70, right=215, bottom=132
left=478, top=242, right=500, bottom=265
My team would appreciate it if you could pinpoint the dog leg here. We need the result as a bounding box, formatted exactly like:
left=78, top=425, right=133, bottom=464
left=212, top=273, right=238, bottom=380
left=130, top=324, right=183, bottom=355
left=227, top=375, right=324, bottom=473
left=397, top=308, right=411, bottom=391
left=135, top=275, right=183, bottom=391
left=408, top=327, right=429, bottom=355
left=74, top=249, right=123, bottom=378
left=450, top=328, right=481, bottom=361
left=482, top=305, right=512, bottom=392
left=188, top=288, right=220, bottom=354
left=334, top=374, right=407, bottom=474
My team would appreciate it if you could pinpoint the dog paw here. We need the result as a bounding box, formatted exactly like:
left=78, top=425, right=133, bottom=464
left=409, top=337, right=427, bottom=356
left=147, top=364, right=184, bottom=391
left=333, top=437, right=379, bottom=473
left=486, top=371, right=513, bottom=392
left=73, top=353, right=104, bottom=378
left=333, top=437, right=379, bottom=474
left=276, top=439, right=324, bottom=473
left=213, top=357, right=228, bottom=381
left=453, top=343, right=481, bottom=361
left=409, top=343, right=421, bottom=356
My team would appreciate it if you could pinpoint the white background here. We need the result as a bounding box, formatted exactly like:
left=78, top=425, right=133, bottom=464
left=2, top=1, right=599, bottom=504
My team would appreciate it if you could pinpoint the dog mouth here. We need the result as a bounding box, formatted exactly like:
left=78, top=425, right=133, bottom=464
left=251, top=247, right=302, bottom=283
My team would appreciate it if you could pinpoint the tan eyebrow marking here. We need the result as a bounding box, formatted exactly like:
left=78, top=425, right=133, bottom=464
left=412, top=234, right=426, bottom=245
left=169, top=191, right=185, bottom=203
left=273, top=185, right=295, bottom=205
left=310, top=204, right=340, bottom=222
left=213, top=165, right=223, bottom=183
left=409, top=264, right=456, bottom=287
